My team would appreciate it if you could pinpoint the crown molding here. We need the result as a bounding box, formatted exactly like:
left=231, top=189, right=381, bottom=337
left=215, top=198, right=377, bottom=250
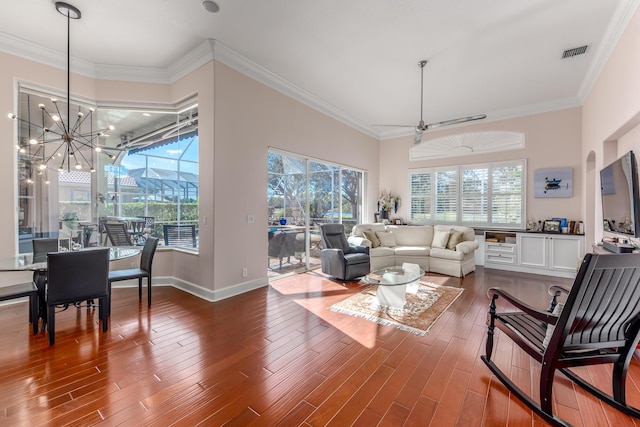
left=578, top=0, right=640, bottom=102
left=94, top=40, right=215, bottom=83
left=210, top=40, right=378, bottom=138
left=0, top=31, right=95, bottom=77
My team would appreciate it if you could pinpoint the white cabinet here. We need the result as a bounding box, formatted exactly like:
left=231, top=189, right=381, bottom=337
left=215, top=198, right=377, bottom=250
left=548, top=234, right=585, bottom=272
left=484, top=231, right=517, bottom=267
left=518, top=234, right=546, bottom=268
left=483, top=230, right=584, bottom=278
left=517, top=233, right=584, bottom=276
left=485, top=241, right=517, bottom=265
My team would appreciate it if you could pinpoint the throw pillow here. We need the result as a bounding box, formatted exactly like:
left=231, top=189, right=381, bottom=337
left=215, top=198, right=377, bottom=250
left=447, top=230, right=464, bottom=250
left=376, top=231, right=397, bottom=247
left=542, top=302, right=564, bottom=349
left=431, top=230, right=451, bottom=249
left=363, top=230, right=380, bottom=248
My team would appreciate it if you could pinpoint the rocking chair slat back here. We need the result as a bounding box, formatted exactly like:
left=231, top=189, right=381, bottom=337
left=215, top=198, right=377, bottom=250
left=557, top=254, right=640, bottom=350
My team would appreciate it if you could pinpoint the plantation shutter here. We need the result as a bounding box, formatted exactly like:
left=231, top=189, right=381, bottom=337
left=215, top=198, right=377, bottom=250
left=491, top=163, right=524, bottom=225
left=434, top=170, right=457, bottom=222
left=461, top=167, right=489, bottom=223
left=410, top=172, right=431, bottom=222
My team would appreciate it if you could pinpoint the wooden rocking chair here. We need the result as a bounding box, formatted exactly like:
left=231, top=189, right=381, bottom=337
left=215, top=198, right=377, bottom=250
left=482, top=253, right=640, bottom=426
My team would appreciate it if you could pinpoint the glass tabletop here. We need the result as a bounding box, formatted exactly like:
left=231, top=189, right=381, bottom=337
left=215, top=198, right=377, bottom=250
left=364, top=266, right=425, bottom=286
left=0, top=247, right=141, bottom=271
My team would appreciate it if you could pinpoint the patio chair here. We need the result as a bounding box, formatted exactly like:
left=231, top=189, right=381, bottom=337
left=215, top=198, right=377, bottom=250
left=163, top=224, right=196, bottom=247
left=268, top=230, right=297, bottom=269
left=127, top=219, right=147, bottom=245
left=319, top=223, right=370, bottom=280
left=136, top=216, right=155, bottom=243
left=105, top=222, right=133, bottom=246
left=482, top=253, right=640, bottom=426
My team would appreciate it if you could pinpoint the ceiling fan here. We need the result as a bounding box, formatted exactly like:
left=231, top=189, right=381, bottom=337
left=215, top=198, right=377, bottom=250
left=375, top=60, right=487, bottom=144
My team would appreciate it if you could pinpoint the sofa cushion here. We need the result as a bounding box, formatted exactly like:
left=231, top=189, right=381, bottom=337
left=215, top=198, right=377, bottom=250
left=352, top=223, right=386, bottom=237
left=387, top=225, right=433, bottom=246
left=394, top=246, right=430, bottom=257
left=363, top=230, right=380, bottom=248
left=434, top=224, right=475, bottom=243
left=370, top=246, right=395, bottom=257
left=376, top=231, right=397, bottom=247
left=429, top=247, right=464, bottom=261
left=431, top=229, right=451, bottom=249
left=447, top=230, right=464, bottom=250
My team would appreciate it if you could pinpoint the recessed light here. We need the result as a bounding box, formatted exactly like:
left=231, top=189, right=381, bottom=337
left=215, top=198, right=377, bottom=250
left=201, top=0, right=220, bottom=13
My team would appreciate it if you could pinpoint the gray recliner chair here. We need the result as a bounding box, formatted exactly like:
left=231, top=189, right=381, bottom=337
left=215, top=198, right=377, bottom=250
left=319, top=224, right=370, bottom=280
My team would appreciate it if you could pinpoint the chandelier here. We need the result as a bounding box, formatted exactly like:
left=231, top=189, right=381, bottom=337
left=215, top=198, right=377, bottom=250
left=8, top=2, right=115, bottom=180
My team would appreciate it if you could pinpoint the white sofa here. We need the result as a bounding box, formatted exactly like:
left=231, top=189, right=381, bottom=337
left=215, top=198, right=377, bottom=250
left=348, top=223, right=479, bottom=277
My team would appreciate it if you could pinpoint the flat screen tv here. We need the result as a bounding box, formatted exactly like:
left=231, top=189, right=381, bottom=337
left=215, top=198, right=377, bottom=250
left=600, top=150, right=640, bottom=237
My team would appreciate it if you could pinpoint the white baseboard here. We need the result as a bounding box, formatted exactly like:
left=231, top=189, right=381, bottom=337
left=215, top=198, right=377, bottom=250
left=111, top=275, right=268, bottom=302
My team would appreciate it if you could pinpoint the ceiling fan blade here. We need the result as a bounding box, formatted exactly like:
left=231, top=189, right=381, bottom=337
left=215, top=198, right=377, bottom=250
left=426, top=114, right=487, bottom=130
left=372, top=124, right=414, bottom=128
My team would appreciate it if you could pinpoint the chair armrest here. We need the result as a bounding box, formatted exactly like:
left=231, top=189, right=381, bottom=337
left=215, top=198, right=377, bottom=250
left=321, top=248, right=345, bottom=261
left=345, top=245, right=370, bottom=255
left=456, top=240, right=479, bottom=254
left=488, top=287, right=557, bottom=324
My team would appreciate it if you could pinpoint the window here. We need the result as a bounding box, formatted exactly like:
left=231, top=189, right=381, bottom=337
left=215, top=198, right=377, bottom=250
left=14, top=84, right=198, bottom=252
left=267, top=150, right=365, bottom=274
left=409, top=160, right=525, bottom=228
left=98, top=105, right=199, bottom=248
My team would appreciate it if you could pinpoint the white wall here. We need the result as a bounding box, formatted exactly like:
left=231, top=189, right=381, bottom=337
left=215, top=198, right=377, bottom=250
left=583, top=6, right=640, bottom=249
left=212, top=62, right=378, bottom=291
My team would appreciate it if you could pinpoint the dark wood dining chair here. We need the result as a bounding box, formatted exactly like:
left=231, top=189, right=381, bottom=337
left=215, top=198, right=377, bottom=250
left=32, top=238, right=59, bottom=330
left=46, top=248, right=110, bottom=345
left=105, top=222, right=133, bottom=246
left=482, top=253, right=640, bottom=426
left=108, top=237, right=159, bottom=312
left=163, top=224, right=196, bottom=247
left=32, top=238, right=59, bottom=263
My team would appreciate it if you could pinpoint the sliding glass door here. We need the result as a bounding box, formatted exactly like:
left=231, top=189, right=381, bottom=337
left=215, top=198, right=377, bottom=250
left=267, top=149, right=365, bottom=277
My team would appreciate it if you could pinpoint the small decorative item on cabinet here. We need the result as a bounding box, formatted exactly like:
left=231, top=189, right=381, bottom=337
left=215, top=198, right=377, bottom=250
left=542, top=220, right=561, bottom=233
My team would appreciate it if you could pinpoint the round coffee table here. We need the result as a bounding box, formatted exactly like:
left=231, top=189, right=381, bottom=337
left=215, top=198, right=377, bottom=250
left=364, top=265, right=425, bottom=309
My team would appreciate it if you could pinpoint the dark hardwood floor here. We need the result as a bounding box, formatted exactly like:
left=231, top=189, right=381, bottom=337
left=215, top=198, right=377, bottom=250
left=0, top=266, right=639, bottom=426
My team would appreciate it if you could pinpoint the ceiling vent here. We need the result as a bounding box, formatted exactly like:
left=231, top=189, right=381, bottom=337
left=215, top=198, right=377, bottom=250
left=562, top=45, right=590, bottom=59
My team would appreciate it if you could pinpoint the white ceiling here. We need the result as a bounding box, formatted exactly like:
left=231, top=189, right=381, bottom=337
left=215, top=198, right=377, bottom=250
left=1, top=0, right=638, bottom=141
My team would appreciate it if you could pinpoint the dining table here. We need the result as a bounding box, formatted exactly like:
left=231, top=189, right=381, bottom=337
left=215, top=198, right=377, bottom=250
left=0, top=247, right=141, bottom=332
left=0, top=247, right=141, bottom=272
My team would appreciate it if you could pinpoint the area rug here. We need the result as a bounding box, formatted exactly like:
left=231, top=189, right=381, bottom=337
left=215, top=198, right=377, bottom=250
left=329, top=281, right=463, bottom=336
